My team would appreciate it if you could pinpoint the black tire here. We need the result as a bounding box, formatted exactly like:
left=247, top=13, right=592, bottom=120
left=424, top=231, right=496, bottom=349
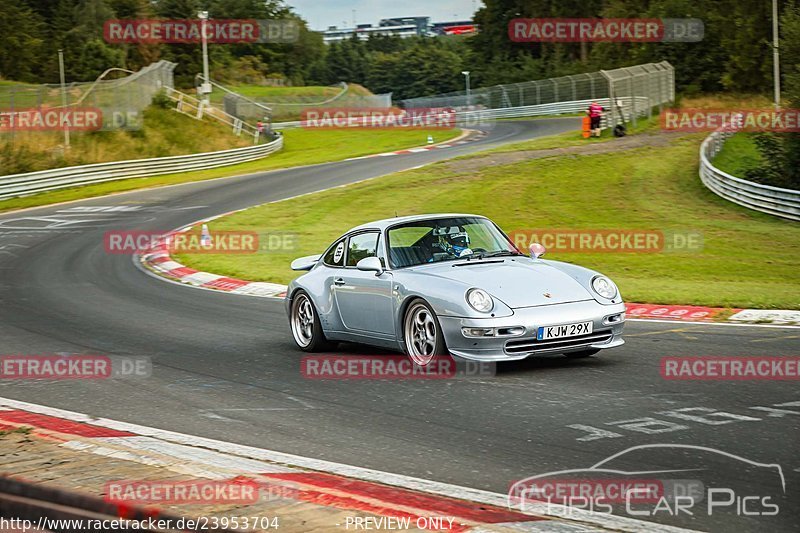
left=565, top=349, right=600, bottom=359
left=402, top=299, right=448, bottom=367
left=289, top=290, right=332, bottom=352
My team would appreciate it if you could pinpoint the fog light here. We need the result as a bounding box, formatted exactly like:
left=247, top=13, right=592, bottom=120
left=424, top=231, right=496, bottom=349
left=462, top=327, right=495, bottom=337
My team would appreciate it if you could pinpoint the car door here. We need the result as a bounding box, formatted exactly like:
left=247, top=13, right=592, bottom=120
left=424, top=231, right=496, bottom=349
left=333, top=231, right=395, bottom=337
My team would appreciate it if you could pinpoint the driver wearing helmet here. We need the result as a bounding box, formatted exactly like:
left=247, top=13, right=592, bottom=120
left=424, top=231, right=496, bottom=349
left=430, top=227, right=472, bottom=260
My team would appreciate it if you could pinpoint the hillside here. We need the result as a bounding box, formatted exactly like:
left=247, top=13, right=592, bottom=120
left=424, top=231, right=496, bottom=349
left=0, top=104, right=251, bottom=176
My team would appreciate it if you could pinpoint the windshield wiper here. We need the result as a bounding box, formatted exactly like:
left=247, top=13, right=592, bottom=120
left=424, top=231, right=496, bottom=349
left=473, top=250, right=524, bottom=259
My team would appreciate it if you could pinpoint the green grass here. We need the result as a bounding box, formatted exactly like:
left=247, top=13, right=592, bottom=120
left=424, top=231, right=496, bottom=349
left=174, top=133, right=800, bottom=309
left=0, top=127, right=461, bottom=213
left=1, top=106, right=251, bottom=176
left=0, top=426, right=31, bottom=436
left=712, top=133, right=764, bottom=177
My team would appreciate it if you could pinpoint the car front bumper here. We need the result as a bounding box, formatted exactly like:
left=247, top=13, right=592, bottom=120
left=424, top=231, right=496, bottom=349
left=438, top=300, right=626, bottom=362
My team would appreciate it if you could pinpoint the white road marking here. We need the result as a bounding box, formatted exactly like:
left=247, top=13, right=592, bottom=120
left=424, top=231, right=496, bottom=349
left=729, top=309, right=800, bottom=324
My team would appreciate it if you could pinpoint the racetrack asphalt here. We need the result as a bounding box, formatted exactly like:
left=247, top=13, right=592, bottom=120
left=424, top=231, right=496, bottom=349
left=0, top=118, right=798, bottom=532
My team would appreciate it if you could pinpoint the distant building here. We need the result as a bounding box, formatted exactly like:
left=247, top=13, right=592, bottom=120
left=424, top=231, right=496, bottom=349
left=322, top=16, right=476, bottom=44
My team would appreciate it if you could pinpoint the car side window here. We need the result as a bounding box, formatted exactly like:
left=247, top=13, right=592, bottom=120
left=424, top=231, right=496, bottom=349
left=323, top=238, right=346, bottom=267
left=346, top=232, right=380, bottom=267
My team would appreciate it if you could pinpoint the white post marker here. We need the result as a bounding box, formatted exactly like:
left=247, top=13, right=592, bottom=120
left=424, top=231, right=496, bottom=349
left=201, top=224, right=212, bottom=247
left=427, top=135, right=434, bottom=144
left=198, top=11, right=212, bottom=106
left=58, top=49, right=70, bottom=149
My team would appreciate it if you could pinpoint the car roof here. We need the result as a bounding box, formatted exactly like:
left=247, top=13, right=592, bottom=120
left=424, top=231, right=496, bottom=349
left=347, top=213, right=488, bottom=233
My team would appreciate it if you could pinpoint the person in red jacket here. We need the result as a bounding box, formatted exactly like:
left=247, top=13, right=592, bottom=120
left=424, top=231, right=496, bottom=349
left=586, top=101, right=605, bottom=138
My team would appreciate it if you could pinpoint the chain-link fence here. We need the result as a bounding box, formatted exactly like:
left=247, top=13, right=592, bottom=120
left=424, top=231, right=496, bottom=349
left=401, top=62, right=674, bottom=128
left=602, top=62, right=674, bottom=128
left=0, top=61, right=176, bottom=133
left=223, top=82, right=393, bottom=122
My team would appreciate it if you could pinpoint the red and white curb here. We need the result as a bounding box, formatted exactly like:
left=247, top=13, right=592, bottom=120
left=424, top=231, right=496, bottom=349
left=138, top=210, right=288, bottom=299
left=344, top=131, right=487, bottom=161
left=0, top=397, right=696, bottom=533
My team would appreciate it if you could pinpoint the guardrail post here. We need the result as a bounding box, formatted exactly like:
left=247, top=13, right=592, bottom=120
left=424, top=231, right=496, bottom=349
left=627, top=73, right=637, bottom=127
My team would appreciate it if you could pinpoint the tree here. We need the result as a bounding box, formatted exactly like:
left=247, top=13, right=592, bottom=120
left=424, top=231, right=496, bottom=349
left=0, top=0, right=45, bottom=82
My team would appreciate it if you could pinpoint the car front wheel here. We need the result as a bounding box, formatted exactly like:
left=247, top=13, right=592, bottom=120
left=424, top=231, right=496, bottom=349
left=403, top=299, right=447, bottom=366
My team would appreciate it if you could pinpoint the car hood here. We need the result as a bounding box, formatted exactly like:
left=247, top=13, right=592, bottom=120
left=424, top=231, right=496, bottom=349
left=407, top=258, right=593, bottom=308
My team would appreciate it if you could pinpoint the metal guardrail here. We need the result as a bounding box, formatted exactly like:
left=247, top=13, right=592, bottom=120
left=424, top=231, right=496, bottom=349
left=458, top=97, right=646, bottom=122
left=271, top=97, right=645, bottom=129
left=0, top=135, right=283, bottom=201
left=700, top=130, right=800, bottom=221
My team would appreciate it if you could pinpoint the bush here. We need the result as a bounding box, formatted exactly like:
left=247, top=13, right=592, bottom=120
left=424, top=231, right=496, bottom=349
left=151, top=90, right=173, bottom=109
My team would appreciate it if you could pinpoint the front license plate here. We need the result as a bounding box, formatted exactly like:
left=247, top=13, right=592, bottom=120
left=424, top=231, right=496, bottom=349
left=537, top=321, right=593, bottom=340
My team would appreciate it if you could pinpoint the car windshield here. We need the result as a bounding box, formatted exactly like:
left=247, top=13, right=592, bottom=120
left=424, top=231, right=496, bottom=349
left=387, top=217, right=520, bottom=268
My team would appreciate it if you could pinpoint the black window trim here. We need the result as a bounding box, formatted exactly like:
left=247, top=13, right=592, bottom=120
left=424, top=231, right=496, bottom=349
left=343, top=229, right=383, bottom=269
left=322, top=237, right=348, bottom=268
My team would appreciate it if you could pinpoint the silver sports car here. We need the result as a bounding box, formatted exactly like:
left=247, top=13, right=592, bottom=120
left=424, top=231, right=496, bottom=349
left=286, top=214, right=625, bottom=366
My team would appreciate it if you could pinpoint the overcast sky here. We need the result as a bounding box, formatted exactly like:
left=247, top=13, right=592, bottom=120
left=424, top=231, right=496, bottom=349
left=286, top=0, right=483, bottom=30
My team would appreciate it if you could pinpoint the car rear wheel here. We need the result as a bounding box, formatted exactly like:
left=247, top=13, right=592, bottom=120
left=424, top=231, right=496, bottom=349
left=565, top=349, right=600, bottom=359
left=290, top=291, right=331, bottom=352
left=403, top=299, right=447, bottom=367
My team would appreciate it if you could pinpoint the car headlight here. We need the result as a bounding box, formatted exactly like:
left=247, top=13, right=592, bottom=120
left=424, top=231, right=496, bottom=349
left=592, top=276, right=618, bottom=299
left=466, top=288, right=493, bottom=313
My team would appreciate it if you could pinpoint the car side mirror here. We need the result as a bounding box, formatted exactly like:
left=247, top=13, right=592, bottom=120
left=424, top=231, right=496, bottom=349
left=529, top=242, right=546, bottom=259
left=356, top=256, right=384, bottom=275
